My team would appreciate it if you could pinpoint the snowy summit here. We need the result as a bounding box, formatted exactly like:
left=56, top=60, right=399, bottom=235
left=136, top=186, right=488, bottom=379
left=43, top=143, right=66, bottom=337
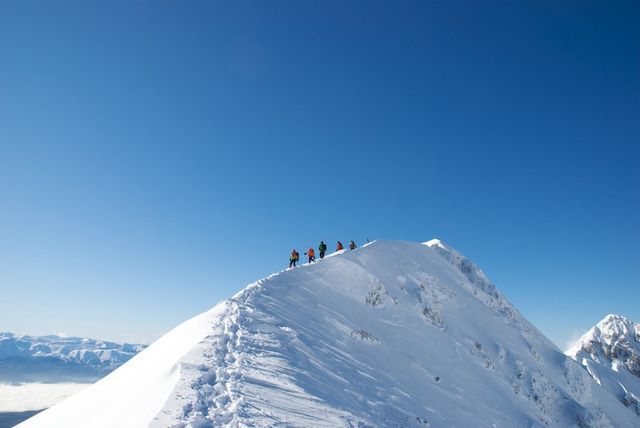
left=18, top=240, right=638, bottom=427
left=566, top=314, right=640, bottom=416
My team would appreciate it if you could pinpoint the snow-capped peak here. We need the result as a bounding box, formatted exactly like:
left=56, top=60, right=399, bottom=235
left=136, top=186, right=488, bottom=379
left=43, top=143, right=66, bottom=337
left=423, top=239, right=460, bottom=260
left=19, top=240, right=639, bottom=427
left=566, top=314, right=640, bottom=416
left=596, top=314, right=637, bottom=339
left=423, top=238, right=446, bottom=248
left=566, top=314, right=640, bottom=361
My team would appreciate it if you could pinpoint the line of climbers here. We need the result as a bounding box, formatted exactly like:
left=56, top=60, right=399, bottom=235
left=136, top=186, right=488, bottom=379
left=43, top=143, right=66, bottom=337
left=289, top=240, right=357, bottom=267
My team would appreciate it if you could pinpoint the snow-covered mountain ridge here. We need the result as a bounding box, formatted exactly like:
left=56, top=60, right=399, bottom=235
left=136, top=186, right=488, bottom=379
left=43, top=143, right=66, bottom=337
left=0, top=332, right=146, bottom=383
left=19, top=240, right=638, bottom=427
left=566, top=314, right=640, bottom=416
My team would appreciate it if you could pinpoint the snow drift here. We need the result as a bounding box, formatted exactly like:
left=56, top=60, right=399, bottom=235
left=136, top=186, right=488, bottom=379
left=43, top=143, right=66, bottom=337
left=18, top=240, right=639, bottom=427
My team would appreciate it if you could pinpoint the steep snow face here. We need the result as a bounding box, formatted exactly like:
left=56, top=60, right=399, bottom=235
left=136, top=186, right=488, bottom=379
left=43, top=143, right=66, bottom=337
left=566, top=314, right=640, bottom=416
left=425, top=239, right=505, bottom=312
left=0, top=333, right=146, bottom=383
left=19, top=240, right=638, bottom=428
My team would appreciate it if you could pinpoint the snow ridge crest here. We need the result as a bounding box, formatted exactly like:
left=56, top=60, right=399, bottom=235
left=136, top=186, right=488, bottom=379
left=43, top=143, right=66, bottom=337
left=18, top=240, right=640, bottom=428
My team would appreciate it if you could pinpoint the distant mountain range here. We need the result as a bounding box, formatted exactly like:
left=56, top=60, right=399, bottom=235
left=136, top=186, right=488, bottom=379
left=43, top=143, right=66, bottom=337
left=0, top=332, right=146, bottom=383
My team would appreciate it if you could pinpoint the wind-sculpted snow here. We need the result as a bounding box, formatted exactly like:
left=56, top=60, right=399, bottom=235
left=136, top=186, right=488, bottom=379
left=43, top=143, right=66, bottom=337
left=566, top=314, right=640, bottom=416
left=0, top=332, right=146, bottom=383
left=19, top=240, right=639, bottom=427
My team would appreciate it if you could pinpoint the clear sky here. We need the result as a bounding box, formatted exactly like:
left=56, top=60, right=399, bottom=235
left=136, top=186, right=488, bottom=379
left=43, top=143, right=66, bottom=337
left=1, top=1, right=638, bottom=348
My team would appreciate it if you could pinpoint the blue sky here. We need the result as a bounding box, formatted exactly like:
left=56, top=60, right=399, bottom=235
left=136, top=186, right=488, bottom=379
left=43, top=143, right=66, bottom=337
left=1, top=1, right=638, bottom=347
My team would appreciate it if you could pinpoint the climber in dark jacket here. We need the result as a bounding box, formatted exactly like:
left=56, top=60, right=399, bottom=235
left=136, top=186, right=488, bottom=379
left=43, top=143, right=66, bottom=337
left=319, top=241, right=327, bottom=259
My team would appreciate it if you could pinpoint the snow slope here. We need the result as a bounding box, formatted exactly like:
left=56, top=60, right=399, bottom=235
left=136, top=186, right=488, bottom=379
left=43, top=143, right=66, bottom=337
left=566, top=314, right=640, bottom=416
left=0, top=333, right=146, bottom=383
left=19, top=240, right=638, bottom=427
